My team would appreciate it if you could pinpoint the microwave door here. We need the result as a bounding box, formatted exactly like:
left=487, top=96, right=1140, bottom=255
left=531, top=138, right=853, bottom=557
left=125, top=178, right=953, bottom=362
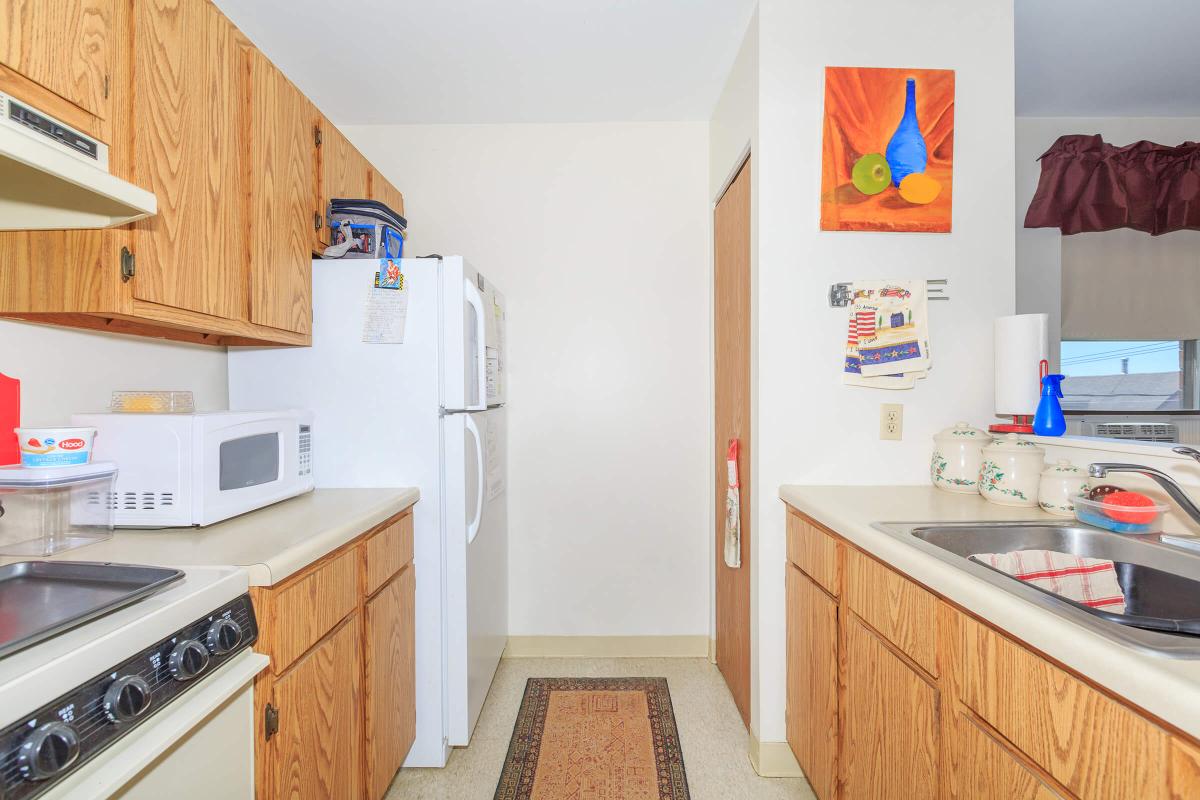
left=197, top=418, right=310, bottom=526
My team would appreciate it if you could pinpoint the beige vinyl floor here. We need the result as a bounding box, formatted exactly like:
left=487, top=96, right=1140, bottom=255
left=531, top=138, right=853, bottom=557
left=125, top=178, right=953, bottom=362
left=386, top=657, right=817, bottom=800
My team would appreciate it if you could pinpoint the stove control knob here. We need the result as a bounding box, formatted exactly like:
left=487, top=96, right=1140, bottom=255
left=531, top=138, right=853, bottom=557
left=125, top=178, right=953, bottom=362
left=18, top=721, right=80, bottom=780
left=168, top=639, right=210, bottom=681
left=103, top=675, right=152, bottom=723
left=205, top=618, right=243, bottom=655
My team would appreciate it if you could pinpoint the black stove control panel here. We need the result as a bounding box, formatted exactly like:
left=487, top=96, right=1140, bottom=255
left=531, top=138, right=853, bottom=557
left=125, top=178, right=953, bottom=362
left=0, top=594, right=257, bottom=800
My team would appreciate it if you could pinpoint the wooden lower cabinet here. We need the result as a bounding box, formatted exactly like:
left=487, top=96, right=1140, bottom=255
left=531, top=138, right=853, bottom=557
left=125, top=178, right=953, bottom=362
left=841, top=616, right=938, bottom=800
left=949, top=710, right=1064, bottom=800
left=783, top=504, right=1200, bottom=800
left=269, top=616, right=363, bottom=799
left=251, top=508, right=416, bottom=800
left=785, top=564, right=838, bottom=800
left=364, top=563, right=416, bottom=800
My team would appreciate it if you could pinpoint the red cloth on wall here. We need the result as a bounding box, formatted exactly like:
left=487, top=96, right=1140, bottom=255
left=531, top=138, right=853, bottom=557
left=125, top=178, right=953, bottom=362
left=1024, top=134, right=1200, bottom=236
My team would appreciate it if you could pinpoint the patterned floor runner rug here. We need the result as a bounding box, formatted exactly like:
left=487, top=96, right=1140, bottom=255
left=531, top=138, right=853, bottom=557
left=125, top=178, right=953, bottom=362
left=494, top=677, right=691, bottom=800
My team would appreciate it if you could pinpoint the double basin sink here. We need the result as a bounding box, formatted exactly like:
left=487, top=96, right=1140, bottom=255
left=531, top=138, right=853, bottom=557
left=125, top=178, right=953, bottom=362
left=872, top=520, right=1200, bottom=658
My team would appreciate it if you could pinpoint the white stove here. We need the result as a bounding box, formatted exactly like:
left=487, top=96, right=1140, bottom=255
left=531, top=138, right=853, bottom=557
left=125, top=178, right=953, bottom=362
left=0, top=566, right=268, bottom=800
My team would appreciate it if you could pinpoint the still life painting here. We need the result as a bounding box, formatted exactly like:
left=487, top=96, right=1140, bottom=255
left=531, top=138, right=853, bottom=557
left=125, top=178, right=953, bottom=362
left=820, top=66, right=955, bottom=233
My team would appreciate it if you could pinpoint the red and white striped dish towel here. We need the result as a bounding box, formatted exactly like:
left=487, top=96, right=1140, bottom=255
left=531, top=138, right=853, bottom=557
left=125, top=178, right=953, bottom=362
left=972, top=550, right=1126, bottom=614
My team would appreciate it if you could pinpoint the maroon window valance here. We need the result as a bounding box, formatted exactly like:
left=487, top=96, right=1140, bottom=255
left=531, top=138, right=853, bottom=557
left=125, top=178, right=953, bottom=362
left=1024, top=134, right=1200, bottom=236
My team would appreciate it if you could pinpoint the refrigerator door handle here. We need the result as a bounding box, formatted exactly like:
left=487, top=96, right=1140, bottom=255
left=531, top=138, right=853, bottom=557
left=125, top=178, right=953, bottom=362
left=464, top=278, right=488, bottom=411
left=464, top=413, right=485, bottom=543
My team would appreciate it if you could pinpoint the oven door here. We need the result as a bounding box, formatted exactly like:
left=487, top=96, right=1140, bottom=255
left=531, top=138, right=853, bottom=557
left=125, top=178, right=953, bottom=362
left=195, top=416, right=310, bottom=525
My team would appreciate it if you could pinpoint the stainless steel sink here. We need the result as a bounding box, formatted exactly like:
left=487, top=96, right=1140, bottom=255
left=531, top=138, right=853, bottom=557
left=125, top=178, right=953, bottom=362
left=872, top=521, right=1200, bottom=658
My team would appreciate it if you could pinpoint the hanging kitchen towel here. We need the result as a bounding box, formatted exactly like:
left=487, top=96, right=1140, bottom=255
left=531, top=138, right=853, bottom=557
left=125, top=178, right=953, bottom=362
left=855, top=280, right=931, bottom=378
left=971, top=549, right=1126, bottom=613
left=843, top=280, right=930, bottom=388
left=724, top=438, right=741, bottom=569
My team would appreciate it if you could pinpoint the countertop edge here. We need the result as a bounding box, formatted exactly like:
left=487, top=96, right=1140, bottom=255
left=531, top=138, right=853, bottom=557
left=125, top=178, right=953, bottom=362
left=779, top=484, right=1200, bottom=740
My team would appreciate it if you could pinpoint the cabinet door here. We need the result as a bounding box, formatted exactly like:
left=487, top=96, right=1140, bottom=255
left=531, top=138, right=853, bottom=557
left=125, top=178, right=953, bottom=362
left=364, top=565, right=416, bottom=800
left=950, top=711, right=1065, bottom=800
left=316, top=117, right=372, bottom=246
left=0, top=0, right=112, bottom=119
left=786, top=564, right=838, bottom=800
left=370, top=173, right=405, bottom=218
left=131, top=0, right=247, bottom=321
left=842, top=615, right=939, bottom=800
left=246, top=49, right=314, bottom=335
left=270, top=616, right=363, bottom=800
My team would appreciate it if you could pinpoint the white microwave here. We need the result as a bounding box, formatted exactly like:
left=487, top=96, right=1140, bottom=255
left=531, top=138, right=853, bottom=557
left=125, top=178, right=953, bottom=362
left=70, top=409, right=314, bottom=527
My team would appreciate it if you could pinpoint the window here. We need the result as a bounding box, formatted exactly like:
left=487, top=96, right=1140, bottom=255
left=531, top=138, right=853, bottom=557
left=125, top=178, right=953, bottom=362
left=1059, top=341, right=1198, bottom=411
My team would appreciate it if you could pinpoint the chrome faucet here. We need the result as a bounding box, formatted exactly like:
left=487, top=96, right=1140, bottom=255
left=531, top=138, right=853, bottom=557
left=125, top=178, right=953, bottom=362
left=1088, top=447, right=1200, bottom=527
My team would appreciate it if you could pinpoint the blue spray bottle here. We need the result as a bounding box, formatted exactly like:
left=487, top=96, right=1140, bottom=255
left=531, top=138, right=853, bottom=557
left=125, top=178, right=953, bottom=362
left=1033, top=370, right=1067, bottom=436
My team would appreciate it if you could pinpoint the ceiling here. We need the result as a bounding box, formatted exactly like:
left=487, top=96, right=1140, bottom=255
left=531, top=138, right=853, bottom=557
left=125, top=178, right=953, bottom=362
left=1016, top=0, right=1200, bottom=117
left=214, top=0, right=756, bottom=125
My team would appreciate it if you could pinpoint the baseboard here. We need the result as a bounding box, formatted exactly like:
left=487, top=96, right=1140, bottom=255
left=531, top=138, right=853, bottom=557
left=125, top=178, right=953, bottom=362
left=503, top=635, right=710, bottom=658
left=748, top=735, right=803, bottom=778
left=707, top=637, right=717, bottom=664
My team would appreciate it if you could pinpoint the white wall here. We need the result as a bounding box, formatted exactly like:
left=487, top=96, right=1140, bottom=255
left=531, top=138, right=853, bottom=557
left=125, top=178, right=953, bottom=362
left=0, top=320, right=228, bottom=426
left=1016, top=117, right=1200, bottom=366
left=749, top=0, right=1017, bottom=742
left=343, top=122, right=712, bottom=638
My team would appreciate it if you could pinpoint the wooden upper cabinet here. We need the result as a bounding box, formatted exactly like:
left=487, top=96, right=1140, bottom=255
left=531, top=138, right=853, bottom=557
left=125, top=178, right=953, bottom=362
left=315, top=116, right=372, bottom=247
left=0, top=0, right=112, bottom=120
left=131, top=0, right=248, bottom=322
left=246, top=48, right=315, bottom=335
left=370, top=173, right=405, bottom=219
left=786, top=564, right=838, bottom=800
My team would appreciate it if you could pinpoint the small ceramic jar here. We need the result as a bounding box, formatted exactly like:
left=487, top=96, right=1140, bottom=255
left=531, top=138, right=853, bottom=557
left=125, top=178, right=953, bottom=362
left=978, top=434, right=1045, bottom=508
left=1038, top=459, right=1090, bottom=517
left=930, top=422, right=992, bottom=494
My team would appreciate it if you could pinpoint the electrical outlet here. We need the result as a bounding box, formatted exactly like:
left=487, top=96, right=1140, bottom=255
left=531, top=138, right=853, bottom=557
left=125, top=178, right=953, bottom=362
left=880, top=403, right=903, bottom=440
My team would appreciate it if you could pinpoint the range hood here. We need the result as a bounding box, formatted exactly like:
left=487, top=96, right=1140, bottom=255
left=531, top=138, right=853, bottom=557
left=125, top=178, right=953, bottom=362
left=0, top=91, right=156, bottom=230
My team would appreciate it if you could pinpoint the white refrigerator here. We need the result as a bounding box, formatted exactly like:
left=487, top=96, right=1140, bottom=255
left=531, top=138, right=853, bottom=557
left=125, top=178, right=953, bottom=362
left=228, top=255, right=507, bottom=768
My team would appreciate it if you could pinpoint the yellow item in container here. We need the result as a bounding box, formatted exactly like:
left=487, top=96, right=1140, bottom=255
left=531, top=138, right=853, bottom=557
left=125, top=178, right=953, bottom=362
left=111, top=390, right=195, bottom=413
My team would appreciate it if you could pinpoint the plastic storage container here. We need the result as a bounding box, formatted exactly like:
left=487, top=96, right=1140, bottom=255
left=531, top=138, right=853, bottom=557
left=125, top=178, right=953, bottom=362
left=1073, top=494, right=1170, bottom=534
left=0, top=462, right=117, bottom=555
left=111, top=390, right=195, bottom=413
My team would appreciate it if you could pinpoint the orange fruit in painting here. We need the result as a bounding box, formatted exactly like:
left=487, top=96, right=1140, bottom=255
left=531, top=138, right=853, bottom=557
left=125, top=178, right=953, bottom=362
left=898, top=172, right=941, bottom=204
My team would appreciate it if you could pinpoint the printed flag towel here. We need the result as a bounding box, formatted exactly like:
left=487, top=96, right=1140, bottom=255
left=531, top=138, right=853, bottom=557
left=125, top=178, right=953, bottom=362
left=972, top=549, right=1126, bottom=614
left=843, top=280, right=931, bottom=388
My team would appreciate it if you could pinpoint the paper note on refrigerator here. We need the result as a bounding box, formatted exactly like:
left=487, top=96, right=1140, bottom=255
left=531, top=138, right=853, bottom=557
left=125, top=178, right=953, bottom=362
left=485, top=421, right=504, bottom=500
left=362, top=272, right=409, bottom=344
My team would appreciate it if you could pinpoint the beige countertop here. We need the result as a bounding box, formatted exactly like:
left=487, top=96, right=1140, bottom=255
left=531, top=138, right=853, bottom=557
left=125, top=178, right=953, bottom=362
left=780, top=484, right=1200, bottom=738
left=3, top=488, right=419, bottom=586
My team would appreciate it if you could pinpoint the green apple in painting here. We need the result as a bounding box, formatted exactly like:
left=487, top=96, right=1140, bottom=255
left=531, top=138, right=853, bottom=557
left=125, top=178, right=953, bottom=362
left=851, top=153, right=891, bottom=196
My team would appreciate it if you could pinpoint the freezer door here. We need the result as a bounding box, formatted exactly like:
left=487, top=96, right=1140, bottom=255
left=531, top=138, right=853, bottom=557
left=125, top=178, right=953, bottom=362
left=442, top=257, right=488, bottom=412
left=443, top=408, right=508, bottom=745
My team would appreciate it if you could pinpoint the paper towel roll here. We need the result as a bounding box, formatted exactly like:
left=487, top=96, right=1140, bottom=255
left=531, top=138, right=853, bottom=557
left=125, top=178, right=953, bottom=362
left=994, top=314, right=1048, bottom=416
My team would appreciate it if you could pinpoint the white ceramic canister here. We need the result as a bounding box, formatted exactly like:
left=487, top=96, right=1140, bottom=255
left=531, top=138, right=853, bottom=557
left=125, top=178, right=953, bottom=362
left=1038, top=459, right=1090, bottom=517
left=978, top=434, right=1045, bottom=508
left=930, top=422, right=992, bottom=494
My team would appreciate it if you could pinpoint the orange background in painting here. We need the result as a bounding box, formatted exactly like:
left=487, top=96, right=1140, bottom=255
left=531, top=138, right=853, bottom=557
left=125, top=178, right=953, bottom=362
left=820, top=66, right=955, bottom=232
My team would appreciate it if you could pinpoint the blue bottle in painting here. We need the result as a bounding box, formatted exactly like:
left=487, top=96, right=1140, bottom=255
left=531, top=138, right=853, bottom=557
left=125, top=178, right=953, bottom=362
left=885, top=78, right=927, bottom=187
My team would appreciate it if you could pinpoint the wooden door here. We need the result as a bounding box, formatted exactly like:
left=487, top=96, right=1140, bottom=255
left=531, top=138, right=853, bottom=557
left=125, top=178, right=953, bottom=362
left=949, top=711, right=1065, bottom=800
left=363, top=565, right=416, bottom=800
left=786, top=564, right=838, bottom=800
left=842, top=616, right=939, bottom=800
left=269, top=616, right=363, bottom=800
left=316, top=116, right=373, bottom=247
left=130, top=0, right=247, bottom=321
left=246, top=48, right=314, bottom=335
left=714, top=155, right=751, bottom=726
left=0, top=0, right=113, bottom=119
